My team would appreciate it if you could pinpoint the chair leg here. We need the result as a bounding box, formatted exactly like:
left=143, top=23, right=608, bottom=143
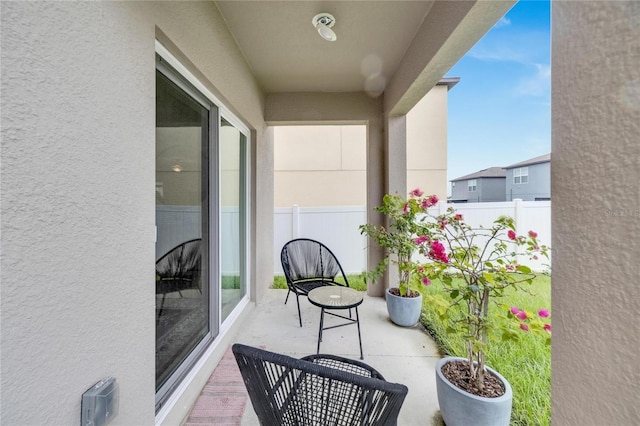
left=157, top=294, right=166, bottom=326
left=285, top=288, right=291, bottom=304
left=296, top=294, right=303, bottom=327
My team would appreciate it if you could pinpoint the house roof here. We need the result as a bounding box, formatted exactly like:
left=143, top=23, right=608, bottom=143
left=450, top=167, right=506, bottom=182
left=215, top=1, right=514, bottom=115
left=505, top=153, right=551, bottom=169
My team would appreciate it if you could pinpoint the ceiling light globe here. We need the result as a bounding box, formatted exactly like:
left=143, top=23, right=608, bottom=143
left=317, top=24, right=337, bottom=41
left=312, top=13, right=337, bottom=42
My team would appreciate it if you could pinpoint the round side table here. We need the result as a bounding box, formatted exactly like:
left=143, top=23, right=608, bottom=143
left=308, top=286, right=364, bottom=359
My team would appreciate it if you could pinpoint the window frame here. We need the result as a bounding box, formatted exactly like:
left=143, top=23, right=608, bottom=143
left=468, top=179, right=477, bottom=192
left=513, top=167, right=529, bottom=184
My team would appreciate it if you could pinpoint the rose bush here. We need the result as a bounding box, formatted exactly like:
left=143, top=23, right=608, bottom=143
left=364, top=189, right=551, bottom=394
left=359, top=189, right=438, bottom=297
left=404, top=189, right=551, bottom=393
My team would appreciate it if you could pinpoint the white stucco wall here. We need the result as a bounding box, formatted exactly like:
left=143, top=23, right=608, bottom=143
left=0, top=2, right=267, bottom=425
left=552, top=2, right=640, bottom=424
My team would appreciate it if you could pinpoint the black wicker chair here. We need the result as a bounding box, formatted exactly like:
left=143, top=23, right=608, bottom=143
left=232, top=344, right=408, bottom=426
left=281, top=238, right=350, bottom=327
left=155, top=238, right=202, bottom=319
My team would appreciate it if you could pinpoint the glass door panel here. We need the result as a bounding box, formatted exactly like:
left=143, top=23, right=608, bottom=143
left=220, top=118, right=246, bottom=321
left=155, top=70, right=210, bottom=391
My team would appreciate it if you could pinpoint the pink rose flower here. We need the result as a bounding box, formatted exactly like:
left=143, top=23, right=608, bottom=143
left=429, top=240, right=449, bottom=264
left=507, top=230, right=517, bottom=241
left=510, top=306, right=520, bottom=315
left=520, top=323, right=530, bottom=332
left=403, top=203, right=409, bottom=213
left=422, top=277, right=431, bottom=286
left=409, top=188, right=424, bottom=197
left=516, top=311, right=528, bottom=320
left=538, top=309, right=550, bottom=318
left=528, top=230, right=538, bottom=238
left=414, top=235, right=429, bottom=245
left=544, top=324, right=552, bottom=332
left=453, top=213, right=463, bottom=221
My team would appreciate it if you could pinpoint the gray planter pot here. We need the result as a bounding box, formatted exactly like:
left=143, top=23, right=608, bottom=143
left=385, top=288, right=422, bottom=327
left=436, top=357, right=512, bottom=426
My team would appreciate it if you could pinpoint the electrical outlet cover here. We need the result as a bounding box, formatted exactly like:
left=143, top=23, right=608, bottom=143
left=81, top=377, right=119, bottom=426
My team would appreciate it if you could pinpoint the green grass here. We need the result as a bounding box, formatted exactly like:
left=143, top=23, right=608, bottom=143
left=222, top=275, right=241, bottom=289
left=421, top=274, right=551, bottom=426
left=272, top=274, right=367, bottom=292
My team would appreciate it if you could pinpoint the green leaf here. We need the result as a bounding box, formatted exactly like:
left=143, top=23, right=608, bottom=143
left=450, top=289, right=459, bottom=299
left=517, top=265, right=532, bottom=274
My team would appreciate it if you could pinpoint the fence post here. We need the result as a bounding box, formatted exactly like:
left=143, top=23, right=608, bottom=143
left=292, top=204, right=300, bottom=238
left=513, top=198, right=523, bottom=265
left=438, top=200, right=448, bottom=215
left=513, top=198, right=523, bottom=233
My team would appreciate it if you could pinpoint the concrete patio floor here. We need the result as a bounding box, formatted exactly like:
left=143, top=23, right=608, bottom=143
left=233, top=288, right=445, bottom=425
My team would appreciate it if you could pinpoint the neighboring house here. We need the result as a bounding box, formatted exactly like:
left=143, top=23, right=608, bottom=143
left=449, top=167, right=506, bottom=203
left=274, top=78, right=459, bottom=207
left=505, top=153, right=551, bottom=201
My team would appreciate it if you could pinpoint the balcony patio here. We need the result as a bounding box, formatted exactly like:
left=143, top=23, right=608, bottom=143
left=186, top=289, right=443, bottom=425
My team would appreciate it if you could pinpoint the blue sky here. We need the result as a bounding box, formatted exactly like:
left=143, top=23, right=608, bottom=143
left=445, top=0, right=550, bottom=192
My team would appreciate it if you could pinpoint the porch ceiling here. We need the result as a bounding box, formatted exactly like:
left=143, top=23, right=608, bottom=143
left=215, top=0, right=515, bottom=114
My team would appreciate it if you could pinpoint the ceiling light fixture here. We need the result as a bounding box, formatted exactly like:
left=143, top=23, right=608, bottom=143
left=312, top=13, right=337, bottom=42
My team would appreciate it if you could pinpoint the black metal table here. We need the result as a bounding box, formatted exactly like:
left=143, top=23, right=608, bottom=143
left=308, top=286, right=364, bottom=360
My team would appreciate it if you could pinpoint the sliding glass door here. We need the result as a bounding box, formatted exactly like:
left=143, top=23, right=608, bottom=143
left=155, top=67, right=213, bottom=397
left=220, top=118, right=246, bottom=321
left=155, top=47, right=249, bottom=410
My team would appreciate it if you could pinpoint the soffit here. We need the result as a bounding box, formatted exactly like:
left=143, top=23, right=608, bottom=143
left=215, top=1, right=435, bottom=95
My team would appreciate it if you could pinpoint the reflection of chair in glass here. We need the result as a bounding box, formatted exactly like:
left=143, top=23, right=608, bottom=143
left=280, top=238, right=350, bottom=327
left=232, top=344, right=407, bottom=426
left=156, top=238, right=202, bottom=319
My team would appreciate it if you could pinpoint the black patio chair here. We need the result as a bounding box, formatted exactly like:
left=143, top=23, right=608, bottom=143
left=232, top=344, right=408, bottom=426
left=156, top=238, right=202, bottom=319
left=280, top=238, right=350, bottom=327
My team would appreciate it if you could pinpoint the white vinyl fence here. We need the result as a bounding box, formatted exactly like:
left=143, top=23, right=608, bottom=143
left=274, top=205, right=368, bottom=275
left=274, top=200, right=551, bottom=274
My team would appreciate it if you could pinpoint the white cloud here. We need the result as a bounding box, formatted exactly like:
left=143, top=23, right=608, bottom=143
left=468, top=44, right=529, bottom=63
left=493, top=17, right=511, bottom=29
left=515, top=64, right=551, bottom=97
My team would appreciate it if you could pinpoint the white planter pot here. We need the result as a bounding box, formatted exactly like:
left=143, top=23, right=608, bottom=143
left=385, top=288, right=422, bottom=327
left=436, top=357, right=513, bottom=426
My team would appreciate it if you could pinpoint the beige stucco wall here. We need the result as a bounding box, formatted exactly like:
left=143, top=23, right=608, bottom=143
left=552, top=2, right=640, bottom=425
left=0, top=2, right=270, bottom=425
left=407, top=84, right=448, bottom=200
left=273, top=86, right=448, bottom=208
left=274, top=125, right=367, bottom=207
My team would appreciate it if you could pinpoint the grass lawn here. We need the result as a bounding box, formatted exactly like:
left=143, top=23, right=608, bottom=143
left=421, top=274, right=551, bottom=426
left=272, top=274, right=368, bottom=292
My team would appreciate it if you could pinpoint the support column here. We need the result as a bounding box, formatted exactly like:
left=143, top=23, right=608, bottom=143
left=385, top=114, right=408, bottom=292
left=366, top=115, right=385, bottom=297
left=254, top=126, right=274, bottom=305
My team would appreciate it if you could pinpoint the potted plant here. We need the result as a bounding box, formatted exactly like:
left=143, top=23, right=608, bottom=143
left=411, top=201, right=551, bottom=426
left=359, top=189, right=437, bottom=326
